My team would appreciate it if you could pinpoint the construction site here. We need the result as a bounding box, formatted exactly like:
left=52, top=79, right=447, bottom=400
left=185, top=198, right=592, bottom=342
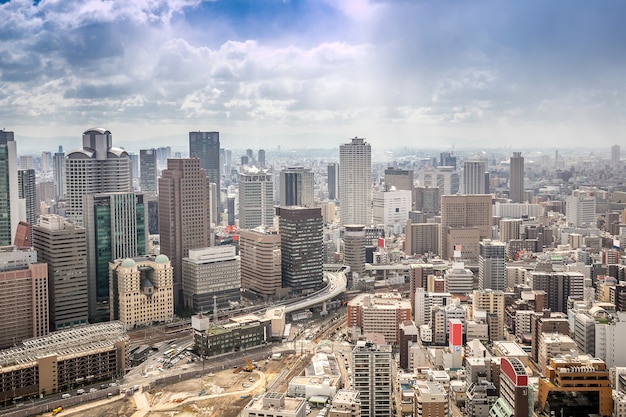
left=41, top=351, right=310, bottom=417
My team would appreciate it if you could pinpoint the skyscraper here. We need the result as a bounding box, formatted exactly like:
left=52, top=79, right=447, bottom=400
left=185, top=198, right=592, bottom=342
left=279, top=166, right=314, bottom=207
left=463, top=157, right=487, bottom=194
left=612, top=144, right=621, bottom=168
left=182, top=246, right=240, bottom=312
left=343, top=224, right=366, bottom=279
left=53, top=146, right=65, bottom=200
left=479, top=239, right=506, bottom=291
left=65, top=128, right=132, bottom=227
left=327, top=162, right=339, bottom=200
left=566, top=192, right=596, bottom=227
left=83, top=192, right=148, bottom=320
left=383, top=167, right=413, bottom=191
left=0, top=246, right=48, bottom=349
left=352, top=342, right=393, bottom=417
left=140, top=148, right=158, bottom=195
left=189, top=131, right=221, bottom=212
left=509, top=152, right=524, bottom=203
left=339, top=137, right=371, bottom=226
left=238, top=168, right=274, bottom=229
left=32, top=214, right=89, bottom=330
left=277, top=206, right=323, bottom=293
left=159, top=159, right=211, bottom=309
left=257, top=149, right=266, bottom=167
left=440, top=194, right=492, bottom=260
left=0, top=130, right=22, bottom=246
left=18, top=169, right=36, bottom=244
left=239, top=228, right=282, bottom=298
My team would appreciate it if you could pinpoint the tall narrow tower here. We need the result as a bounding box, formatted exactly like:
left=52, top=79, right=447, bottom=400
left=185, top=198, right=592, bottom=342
left=353, top=342, right=393, bottom=417
left=279, top=167, right=314, bottom=207
left=327, top=162, right=339, bottom=201
left=53, top=146, right=66, bottom=200
left=189, top=131, right=221, bottom=214
left=0, top=130, right=21, bottom=246
left=32, top=214, right=89, bottom=331
left=65, top=128, right=132, bottom=227
left=463, top=157, right=487, bottom=194
left=509, top=152, right=524, bottom=203
left=238, top=168, right=274, bottom=229
left=339, top=137, right=371, bottom=226
left=18, top=169, right=36, bottom=244
left=140, top=148, right=158, bottom=195
left=159, top=159, right=211, bottom=309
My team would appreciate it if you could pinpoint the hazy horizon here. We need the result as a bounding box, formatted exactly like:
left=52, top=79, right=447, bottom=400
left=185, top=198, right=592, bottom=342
left=2, top=0, right=625, bottom=150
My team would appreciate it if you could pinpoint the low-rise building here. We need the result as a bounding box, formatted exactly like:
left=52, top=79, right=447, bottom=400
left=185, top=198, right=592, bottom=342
left=242, top=392, right=306, bottom=417
left=329, top=389, right=361, bottom=417
left=537, top=355, right=612, bottom=417
left=414, top=380, right=449, bottom=417
left=0, top=322, right=128, bottom=401
left=192, top=313, right=271, bottom=357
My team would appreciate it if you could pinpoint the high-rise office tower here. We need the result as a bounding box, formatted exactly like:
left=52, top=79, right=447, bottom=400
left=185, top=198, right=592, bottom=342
left=612, top=145, right=621, bottom=168
left=257, top=149, right=266, bottom=167
left=109, top=255, right=173, bottom=330
left=352, top=342, right=393, bottom=417
left=83, top=192, right=148, bottom=321
left=238, top=168, right=274, bottom=229
left=239, top=228, right=282, bottom=298
left=40, top=152, right=50, bottom=173
left=479, top=239, right=506, bottom=291
left=65, top=128, right=132, bottom=227
left=18, top=169, right=36, bottom=244
left=0, top=130, right=23, bottom=246
left=53, top=146, right=66, bottom=200
left=440, top=194, right=492, bottom=260
left=140, top=148, right=158, bottom=195
left=566, top=192, right=596, bottom=227
left=327, top=162, right=339, bottom=200
left=339, top=137, right=371, bottom=226
left=509, top=152, right=524, bottom=203
left=419, top=166, right=460, bottom=196
left=159, top=159, right=211, bottom=309
left=182, top=246, right=241, bottom=312
left=280, top=166, right=314, bottom=207
left=499, top=218, right=522, bottom=243
left=156, top=146, right=171, bottom=169
left=405, top=221, right=439, bottom=256
left=189, top=131, right=221, bottom=213
left=463, top=157, right=487, bottom=194
left=414, top=186, right=440, bottom=213
left=343, top=224, right=366, bottom=279
left=384, top=167, right=413, bottom=191
left=277, top=206, right=323, bottom=294
left=32, top=214, right=88, bottom=330
left=528, top=269, right=584, bottom=313
left=0, top=246, right=48, bottom=349
left=439, top=151, right=457, bottom=169
left=128, top=152, right=139, bottom=182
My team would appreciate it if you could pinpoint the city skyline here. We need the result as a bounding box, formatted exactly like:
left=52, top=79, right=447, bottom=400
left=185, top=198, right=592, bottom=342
left=1, top=1, right=625, bottom=150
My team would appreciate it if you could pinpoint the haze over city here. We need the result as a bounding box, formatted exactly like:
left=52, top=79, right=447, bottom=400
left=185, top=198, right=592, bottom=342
left=2, top=0, right=625, bottom=152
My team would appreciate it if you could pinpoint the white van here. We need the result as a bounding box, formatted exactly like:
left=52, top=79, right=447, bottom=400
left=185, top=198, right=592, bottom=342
left=62, top=393, right=71, bottom=399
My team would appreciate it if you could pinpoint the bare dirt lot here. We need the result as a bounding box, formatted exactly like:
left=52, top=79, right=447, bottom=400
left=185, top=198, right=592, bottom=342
left=48, top=357, right=292, bottom=417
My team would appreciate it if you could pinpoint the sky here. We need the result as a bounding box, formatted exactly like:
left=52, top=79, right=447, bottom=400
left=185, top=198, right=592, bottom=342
left=1, top=0, right=625, bottom=152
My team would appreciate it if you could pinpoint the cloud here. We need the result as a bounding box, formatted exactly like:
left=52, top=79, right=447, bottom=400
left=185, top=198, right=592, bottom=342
left=1, top=0, right=625, bottom=149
